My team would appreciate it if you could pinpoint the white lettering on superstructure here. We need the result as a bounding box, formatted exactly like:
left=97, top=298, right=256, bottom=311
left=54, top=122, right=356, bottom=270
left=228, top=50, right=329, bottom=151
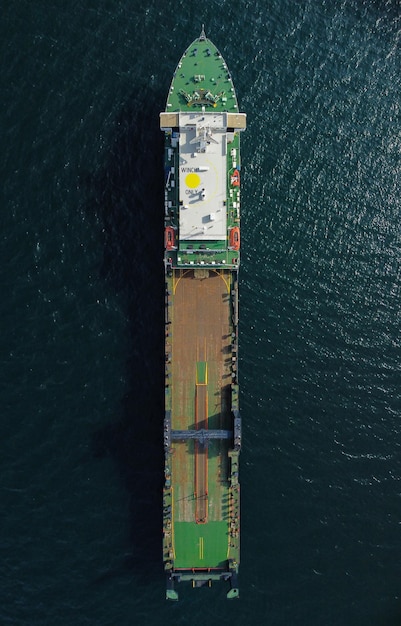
left=180, top=166, right=209, bottom=173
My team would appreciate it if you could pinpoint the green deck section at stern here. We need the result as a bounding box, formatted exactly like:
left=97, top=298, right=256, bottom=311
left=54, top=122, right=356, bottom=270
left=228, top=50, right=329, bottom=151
left=174, top=521, right=228, bottom=569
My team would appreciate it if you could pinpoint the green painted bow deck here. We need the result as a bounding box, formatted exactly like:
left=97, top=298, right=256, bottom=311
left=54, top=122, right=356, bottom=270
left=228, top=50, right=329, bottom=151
left=161, top=27, right=245, bottom=600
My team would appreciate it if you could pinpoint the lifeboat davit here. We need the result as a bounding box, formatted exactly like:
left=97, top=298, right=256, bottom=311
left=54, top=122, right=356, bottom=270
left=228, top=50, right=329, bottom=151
left=231, top=169, right=240, bottom=187
left=165, top=226, right=176, bottom=250
left=229, top=227, right=240, bottom=250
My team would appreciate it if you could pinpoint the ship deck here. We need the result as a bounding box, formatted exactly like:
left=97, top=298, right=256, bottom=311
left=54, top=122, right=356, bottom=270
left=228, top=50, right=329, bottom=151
left=163, top=30, right=243, bottom=598
left=178, top=111, right=227, bottom=242
left=165, top=36, right=239, bottom=114
left=170, top=269, right=233, bottom=568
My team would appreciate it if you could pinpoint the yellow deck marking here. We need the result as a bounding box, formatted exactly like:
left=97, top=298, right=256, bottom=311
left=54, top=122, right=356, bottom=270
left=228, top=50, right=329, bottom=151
left=171, top=486, right=176, bottom=559
left=173, top=268, right=230, bottom=296
left=185, top=172, right=201, bottom=189
left=173, top=269, right=190, bottom=294
left=195, top=363, right=208, bottom=386
left=210, top=269, right=231, bottom=293
left=199, top=536, right=204, bottom=560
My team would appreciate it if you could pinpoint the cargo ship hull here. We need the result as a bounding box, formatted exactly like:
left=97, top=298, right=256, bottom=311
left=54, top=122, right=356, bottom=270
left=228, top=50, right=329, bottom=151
left=161, top=28, right=245, bottom=600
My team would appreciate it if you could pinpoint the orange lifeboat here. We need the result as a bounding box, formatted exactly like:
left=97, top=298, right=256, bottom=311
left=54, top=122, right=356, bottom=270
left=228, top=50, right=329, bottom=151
left=229, top=227, right=240, bottom=250
left=165, top=226, right=176, bottom=250
left=231, top=169, right=240, bottom=187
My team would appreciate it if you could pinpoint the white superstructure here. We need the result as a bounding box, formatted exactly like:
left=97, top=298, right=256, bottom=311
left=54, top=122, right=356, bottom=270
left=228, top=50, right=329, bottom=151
left=178, top=111, right=227, bottom=242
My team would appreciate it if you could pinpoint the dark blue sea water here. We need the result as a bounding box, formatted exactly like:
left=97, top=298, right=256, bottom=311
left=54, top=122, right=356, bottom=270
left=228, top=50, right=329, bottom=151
left=2, top=1, right=401, bottom=624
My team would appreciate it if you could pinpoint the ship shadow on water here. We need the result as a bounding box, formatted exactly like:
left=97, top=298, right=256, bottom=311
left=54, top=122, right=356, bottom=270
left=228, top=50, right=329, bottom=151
left=84, top=82, right=166, bottom=585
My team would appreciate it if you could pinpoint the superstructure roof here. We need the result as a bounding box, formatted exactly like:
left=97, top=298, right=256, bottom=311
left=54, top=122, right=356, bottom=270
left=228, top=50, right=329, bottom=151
left=178, top=111, right=227, bottom=241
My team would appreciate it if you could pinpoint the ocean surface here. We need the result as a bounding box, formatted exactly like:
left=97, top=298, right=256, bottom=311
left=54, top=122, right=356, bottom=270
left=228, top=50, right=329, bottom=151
left=2, top=1, right=401, bottom=624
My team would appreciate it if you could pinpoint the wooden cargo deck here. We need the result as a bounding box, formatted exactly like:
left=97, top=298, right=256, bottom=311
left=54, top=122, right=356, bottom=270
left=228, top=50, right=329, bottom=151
left=170, top=268, right=233, bottom=568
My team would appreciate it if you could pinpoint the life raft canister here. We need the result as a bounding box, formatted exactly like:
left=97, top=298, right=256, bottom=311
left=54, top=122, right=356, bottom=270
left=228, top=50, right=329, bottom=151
left=229, top=227, right=240, bottom=250
left=165, top=226, right=176, bottom=250
left=231, top=169, right=240, bottom=187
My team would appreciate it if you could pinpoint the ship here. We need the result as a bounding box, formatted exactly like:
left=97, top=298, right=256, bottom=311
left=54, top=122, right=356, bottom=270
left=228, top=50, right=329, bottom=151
left=161, top=26, right=246, bottom=600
